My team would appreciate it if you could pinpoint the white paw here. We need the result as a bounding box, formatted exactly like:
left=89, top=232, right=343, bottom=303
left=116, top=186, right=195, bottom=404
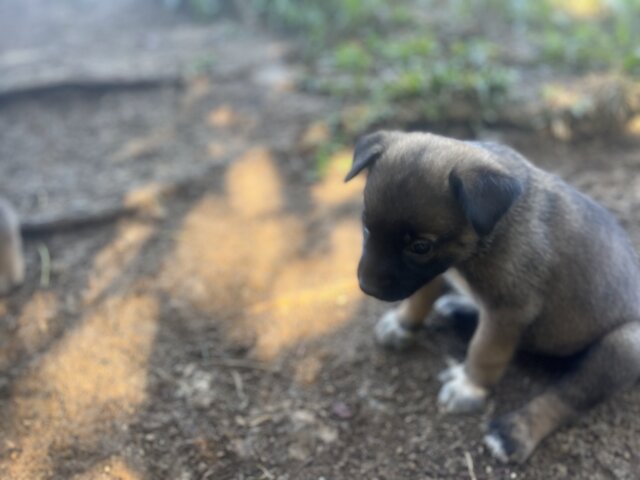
left=374, top=310, right=418, bottom=351
left=484, top=432, right=509, bottom=463
left=437, top=364, right=488, bottom=413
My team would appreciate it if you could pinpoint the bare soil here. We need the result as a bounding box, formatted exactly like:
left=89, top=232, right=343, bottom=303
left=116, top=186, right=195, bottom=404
left=1, top=1, right=640, bottom=479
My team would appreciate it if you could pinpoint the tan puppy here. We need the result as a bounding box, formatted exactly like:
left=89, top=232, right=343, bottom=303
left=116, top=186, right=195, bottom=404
left=345, top=131, right=640, bottom=463
left=0, top=198, right=25, bottom=295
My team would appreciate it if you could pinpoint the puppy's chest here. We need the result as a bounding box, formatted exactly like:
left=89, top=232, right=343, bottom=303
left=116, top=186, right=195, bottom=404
left=445, top=266, right=511, bottom=309
left=445, top=269, right=484, bottom=306
left=446, top=266, right=608, bottom=356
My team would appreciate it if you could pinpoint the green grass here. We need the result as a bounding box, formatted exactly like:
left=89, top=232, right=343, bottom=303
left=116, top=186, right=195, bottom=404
left=232, top=0, right=636, bottom=120
left=175, top=0, right=640, bottom=176
left=182, top=0, right=640, bottom=76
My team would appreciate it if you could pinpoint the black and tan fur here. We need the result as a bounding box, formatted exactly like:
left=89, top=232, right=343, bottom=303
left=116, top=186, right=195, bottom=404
left=0, top=198, right=25, bottom=295
left=345, top=130, right=640, bottom=463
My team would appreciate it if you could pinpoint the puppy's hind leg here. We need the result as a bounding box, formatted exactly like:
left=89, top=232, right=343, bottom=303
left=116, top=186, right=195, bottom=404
left=375, top=276, right=445, bottom=351
left=485, top=321, right=640, bottom=463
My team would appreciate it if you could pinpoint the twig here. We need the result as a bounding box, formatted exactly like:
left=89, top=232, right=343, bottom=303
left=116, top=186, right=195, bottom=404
left=231, top=370, right=249, bottom=410
left=153, top=367, right=177, bottom=384
left=465, top=451, right=477, bottom=480
left=37, top=243, right=51, bottom=287
left=291, top=457, right=314, bottom=477
left=209, top=358, right=280, bottom=374
left=257, top=464, right=275, bottom=480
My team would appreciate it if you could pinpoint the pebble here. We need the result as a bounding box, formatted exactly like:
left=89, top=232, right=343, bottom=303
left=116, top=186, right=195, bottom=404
left=331, top=400, right=354, bottom=419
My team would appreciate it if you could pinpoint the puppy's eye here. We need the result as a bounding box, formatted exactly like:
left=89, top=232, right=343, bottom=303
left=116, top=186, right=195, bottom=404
left=409, top=240, right=433, bottom=255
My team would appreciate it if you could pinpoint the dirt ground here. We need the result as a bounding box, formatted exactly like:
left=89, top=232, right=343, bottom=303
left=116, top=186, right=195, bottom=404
left=1, top=1, right=640, bottom=479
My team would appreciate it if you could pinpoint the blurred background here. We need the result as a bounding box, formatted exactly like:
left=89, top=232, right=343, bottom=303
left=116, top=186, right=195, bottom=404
left=1, top=0, right=639, bottom=479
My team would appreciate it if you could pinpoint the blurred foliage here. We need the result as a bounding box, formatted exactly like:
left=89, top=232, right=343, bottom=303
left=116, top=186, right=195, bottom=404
left=175, top=0, right=640, bottom=78
left=454, top=0, right=640, bottom=74
left=169, top=0, right=640, bottom=169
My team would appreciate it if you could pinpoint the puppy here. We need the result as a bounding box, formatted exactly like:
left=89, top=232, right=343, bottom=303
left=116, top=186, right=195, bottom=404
left=345, top=130, right=640, bottom=463
left=0, top=198, right=25, bottom=295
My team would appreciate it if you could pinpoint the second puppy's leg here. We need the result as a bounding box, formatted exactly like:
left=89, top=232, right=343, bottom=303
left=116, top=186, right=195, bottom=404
left=375, top=277, right=445, bottom=350
left=0, top=200, right=25, bottom=295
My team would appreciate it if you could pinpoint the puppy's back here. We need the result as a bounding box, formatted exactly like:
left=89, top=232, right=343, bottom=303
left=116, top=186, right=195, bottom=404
left=474, top=142, right=640, bottom=354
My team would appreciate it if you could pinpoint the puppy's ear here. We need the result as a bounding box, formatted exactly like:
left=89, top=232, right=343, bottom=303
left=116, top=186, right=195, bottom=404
left=449, top=166, right=522, bottom=236
left=344, top=131, right=390, bottom=182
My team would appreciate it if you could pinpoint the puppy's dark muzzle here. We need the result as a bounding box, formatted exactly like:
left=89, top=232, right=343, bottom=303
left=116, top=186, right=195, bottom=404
left=358, top=279, right=387, bottom=298
left=357, top=249, right=417, bottom=301
left=358, top=278, right=409, bottom=302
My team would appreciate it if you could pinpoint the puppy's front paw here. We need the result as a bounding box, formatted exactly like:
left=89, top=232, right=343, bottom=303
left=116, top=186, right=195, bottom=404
left=484, top=413, right=536, bottom=464
left=437, top=364, right=487, bottom=413
left=374, top=310, right=418, bottom=351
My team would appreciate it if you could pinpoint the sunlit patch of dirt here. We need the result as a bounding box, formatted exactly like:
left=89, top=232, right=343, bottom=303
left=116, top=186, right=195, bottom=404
left=2, top=294, right=158, bottom=479
left=160, top=148, right=302, bottom=314
left=628, top=115, right=640, bottom=136
left=0, top=292, right=58, bottom=372
left=250, top=219, right=361, bottom=360
left=207, top=105, right=244, bottom=129
left=83, top=222, right=154, bottom=305
left=124, top=182, right=176, bottom=219
left=13, top=291, right=57, bottom=355
left=293, top=352, right=326, bottom=384
left=225, top=147, right=284, bottom=217
left=312, top=149, right=364, bottom=207
left=160, top=147, right=366, bottom=360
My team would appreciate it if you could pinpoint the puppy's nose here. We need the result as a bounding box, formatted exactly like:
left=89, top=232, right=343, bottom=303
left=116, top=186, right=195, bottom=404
left=359, top=277, right=392, bottom=298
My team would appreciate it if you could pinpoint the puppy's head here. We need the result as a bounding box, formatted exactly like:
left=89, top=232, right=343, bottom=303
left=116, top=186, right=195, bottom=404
left=345, top=131, right=522, bottom=302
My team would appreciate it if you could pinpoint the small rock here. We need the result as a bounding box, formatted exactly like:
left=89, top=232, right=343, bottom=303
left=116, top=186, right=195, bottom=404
left=331, top=400, right=354, bottom=419
left=317, top=425, right=338, bottom=444
left=555, top=464, right=568, bottom=478
left=292, top=409, right=316, bottom=428
left=288, top=443, right=311, bottom=461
